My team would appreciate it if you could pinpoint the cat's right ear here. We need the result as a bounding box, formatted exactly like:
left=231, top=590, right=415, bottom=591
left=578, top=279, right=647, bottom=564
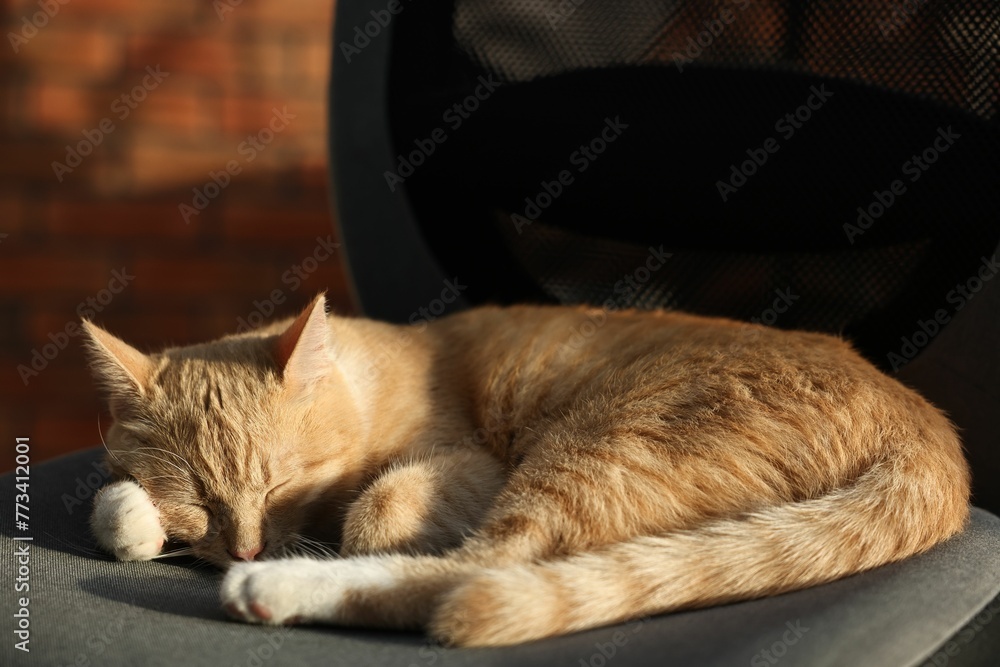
left=80, top=321, right=154, bottom=417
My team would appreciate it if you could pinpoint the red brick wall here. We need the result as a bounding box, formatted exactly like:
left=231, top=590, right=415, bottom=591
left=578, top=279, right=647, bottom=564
left=1, top=0, right=354, bottom=469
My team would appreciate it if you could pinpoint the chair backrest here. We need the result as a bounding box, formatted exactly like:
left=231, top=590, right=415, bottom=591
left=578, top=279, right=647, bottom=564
left=330, top=0, right=1000, bottom=511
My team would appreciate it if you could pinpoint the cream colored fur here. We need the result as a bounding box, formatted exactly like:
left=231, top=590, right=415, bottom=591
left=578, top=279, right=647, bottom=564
left=83, top=294, right=970, bottom=646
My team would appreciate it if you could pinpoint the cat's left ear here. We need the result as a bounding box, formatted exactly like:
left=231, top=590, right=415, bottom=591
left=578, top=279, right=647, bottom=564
left=275, top=293, right=335, bottom=391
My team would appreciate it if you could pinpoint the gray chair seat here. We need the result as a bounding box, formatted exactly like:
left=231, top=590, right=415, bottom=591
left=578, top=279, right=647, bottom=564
left=3, top=447, right=998, bottom=666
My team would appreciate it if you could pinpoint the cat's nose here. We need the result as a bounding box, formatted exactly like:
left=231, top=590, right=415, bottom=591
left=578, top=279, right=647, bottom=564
left=228, top=544, right=264, bottom=561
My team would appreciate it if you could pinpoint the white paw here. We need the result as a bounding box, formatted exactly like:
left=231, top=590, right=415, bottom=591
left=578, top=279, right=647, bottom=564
left=220, top=557, right=395, bottom=625
left=90, top=479, right=167, bottom=561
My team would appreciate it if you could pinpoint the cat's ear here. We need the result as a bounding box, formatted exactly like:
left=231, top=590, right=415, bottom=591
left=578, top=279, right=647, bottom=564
left=80, top=320, right=154, bottom=416
left=275, top=293, right=334, bottom=390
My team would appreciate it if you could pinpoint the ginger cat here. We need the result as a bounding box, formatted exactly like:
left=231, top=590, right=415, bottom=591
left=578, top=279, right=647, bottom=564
left=83, top=294, right=970, bottom=647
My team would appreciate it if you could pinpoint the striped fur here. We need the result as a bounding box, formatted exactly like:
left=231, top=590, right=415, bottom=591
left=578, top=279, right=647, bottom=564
left=84, top=294, right=970, bottom=646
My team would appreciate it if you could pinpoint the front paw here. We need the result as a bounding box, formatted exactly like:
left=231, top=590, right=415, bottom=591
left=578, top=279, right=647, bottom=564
left=90, top=480, right=167, bottom=561
left=221, top=557, right=395, bottom=626
left=221, top=560, right=323, bottom=625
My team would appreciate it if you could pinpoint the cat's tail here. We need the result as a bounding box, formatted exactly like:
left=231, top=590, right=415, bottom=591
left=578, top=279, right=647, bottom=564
left=430, top=444, right=970, bottom=647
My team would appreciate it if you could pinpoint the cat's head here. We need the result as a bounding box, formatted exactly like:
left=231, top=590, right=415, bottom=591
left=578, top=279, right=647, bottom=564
left=82, top=294, right=367, bottom=568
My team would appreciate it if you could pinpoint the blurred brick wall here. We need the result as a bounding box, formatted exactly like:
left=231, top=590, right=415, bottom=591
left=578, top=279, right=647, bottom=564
left=0, top=0, right=355, bottom=469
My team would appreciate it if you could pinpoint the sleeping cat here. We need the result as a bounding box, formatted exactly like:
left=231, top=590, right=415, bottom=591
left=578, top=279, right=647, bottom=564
left=83, top=293, right=970, bottom=647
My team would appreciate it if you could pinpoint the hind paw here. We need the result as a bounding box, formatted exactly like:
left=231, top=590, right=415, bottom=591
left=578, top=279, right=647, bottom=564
left=430, top=568, right=552, bottom=647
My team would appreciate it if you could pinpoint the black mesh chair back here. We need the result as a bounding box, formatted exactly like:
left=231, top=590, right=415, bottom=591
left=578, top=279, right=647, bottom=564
left=331, top=0, right=1000, bottom=510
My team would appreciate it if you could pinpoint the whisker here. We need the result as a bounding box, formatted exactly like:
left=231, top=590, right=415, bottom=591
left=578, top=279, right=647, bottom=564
left=304, top=539, right=337, bottom=554
left=152, top=547, right=196, bottom=559
left=292, top=534, right=338, bottom=559
left=124, top=448, right=191, bottom=478
left=129, top=445, right=194, bottom=468
left=286, top=534, right=314, bottom=557
left=130, top=447, right=194, bottom=473
left=97, top=415, right=124, bottom=468
left=185, top=556, right=214, bottom=571
left=40, top=531, right=107, bottom=558
left=287, top=535, right=319, bottom=558
left=140, top=474, right=190, bottom=484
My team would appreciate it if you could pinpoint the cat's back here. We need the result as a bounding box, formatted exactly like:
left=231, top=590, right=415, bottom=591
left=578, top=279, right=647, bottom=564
left=434, top=303, right=860, bottom=379
left=430, top=304, right=954, bottom=459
